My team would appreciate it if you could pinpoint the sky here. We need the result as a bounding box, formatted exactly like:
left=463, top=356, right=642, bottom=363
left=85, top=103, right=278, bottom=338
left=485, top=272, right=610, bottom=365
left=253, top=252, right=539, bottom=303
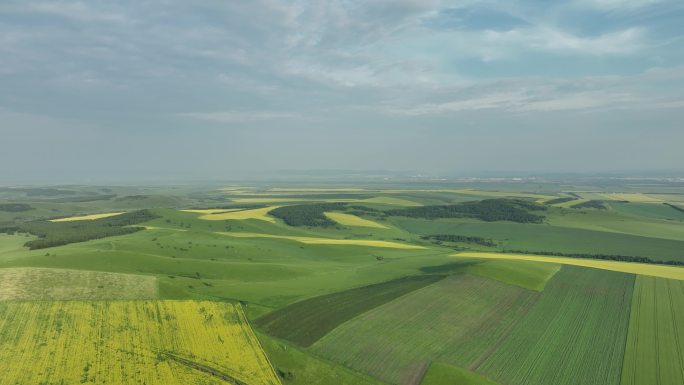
left=1, top=0, right=683, bottom=182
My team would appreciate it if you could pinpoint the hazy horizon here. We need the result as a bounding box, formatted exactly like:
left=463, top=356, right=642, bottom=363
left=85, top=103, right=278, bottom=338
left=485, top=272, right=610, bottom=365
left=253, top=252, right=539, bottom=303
left=2, top=0, right=683, bottom=182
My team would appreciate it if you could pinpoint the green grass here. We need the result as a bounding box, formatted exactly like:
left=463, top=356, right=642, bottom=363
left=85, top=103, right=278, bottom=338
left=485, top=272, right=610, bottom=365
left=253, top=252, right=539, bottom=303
left=465, top=259, right=560, bottom=291
left=421, top=363, right=500, bottom=385
left=621, top=276, right=684, bottom=385
left=255, top=275, right=443, bottom=347
left=478, top=266, right=634, bottom=385
left=311, top=274, right=539, bottom=385
left=256, top=332, right=386, bottom=385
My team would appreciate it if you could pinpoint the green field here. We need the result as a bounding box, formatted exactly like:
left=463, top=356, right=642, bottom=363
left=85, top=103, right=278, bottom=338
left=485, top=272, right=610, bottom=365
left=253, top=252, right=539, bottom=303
left=622, top=276, right=684, bottom=385
left=478, top=266, right=634, bottom=385
left=312, top=274, right=539, bottom=384
left=256, top=275, right=443, bottom=347
left=465, top=259, right=560, bottom=291
left=421, top=363, right=500, bottom=385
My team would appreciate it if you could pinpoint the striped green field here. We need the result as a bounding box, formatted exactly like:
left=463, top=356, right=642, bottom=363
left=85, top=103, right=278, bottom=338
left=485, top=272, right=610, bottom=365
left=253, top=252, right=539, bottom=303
left=465, top=259, right=560, bottom=291
left=477, top=266, right=634, bottom=385
left=621, top=276, right=684, bottom=385
left=311, top=274, right=539, bottom=385
left=420, top=363, right=500, bottom=385
left=256, top=275, right=443, bottom=347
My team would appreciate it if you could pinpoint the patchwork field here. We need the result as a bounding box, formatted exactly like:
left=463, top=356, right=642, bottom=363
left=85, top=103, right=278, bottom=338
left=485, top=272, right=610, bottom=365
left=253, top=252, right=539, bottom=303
left=324, top=211, right=388, bottom=228
left=256, top=275, right=443, bottom=347
left=478, top=267, right=634, bottom=385
left=456, top=252, right=684, bottom=280
left=195, top=206, right=280, bottom=222
left=312, top=274, right=539, bottom=385
left=621, top=276, right=684, bottom=385
left=0, top=267, right=157, bottom=300
left=49, top=211, right=125, bottom=222
left=3, top=183, right=684, bottom=385
left=219, top=232, right=425, bottom=249
left=0, top=301, right=281, bottom=385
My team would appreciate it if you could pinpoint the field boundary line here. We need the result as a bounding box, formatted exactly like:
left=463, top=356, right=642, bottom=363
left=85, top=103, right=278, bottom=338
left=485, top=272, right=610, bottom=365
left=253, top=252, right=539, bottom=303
left=236, top=304, right=282, bottom=385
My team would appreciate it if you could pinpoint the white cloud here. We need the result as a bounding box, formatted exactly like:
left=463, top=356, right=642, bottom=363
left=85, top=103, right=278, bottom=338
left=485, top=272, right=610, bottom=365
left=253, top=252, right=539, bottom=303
left=482, top=27, right=645, bottom=55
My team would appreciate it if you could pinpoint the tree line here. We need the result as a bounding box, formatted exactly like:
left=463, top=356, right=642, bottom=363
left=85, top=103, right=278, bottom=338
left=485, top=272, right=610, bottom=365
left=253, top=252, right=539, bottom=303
left=505, top=249, right=684, bottom=266
left=386, top=199, right=547, bottom=223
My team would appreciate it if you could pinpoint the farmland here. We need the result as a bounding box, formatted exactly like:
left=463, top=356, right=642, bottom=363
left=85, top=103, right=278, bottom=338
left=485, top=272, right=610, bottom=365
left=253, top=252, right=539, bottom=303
left=312, top=274, right=539, bottom=384
left=49, top=211, right=125, bottom=222
left=478, top=267, right=634, bottom=385
left=0, top=301, right=280, bottom=385
left=1, top=181, right=684, bottom=384
left=256, top=275, right=443, bottom=347
left=622, top=276, right=684, bottom=385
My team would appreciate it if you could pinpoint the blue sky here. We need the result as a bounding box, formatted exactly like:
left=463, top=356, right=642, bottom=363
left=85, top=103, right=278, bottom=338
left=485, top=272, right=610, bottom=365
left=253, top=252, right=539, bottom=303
left=1, top=0, right=683, bottom=181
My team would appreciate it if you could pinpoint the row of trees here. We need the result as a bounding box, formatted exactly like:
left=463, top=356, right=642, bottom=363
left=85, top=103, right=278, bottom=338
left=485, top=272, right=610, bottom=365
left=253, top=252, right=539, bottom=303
left=505, top=249, right=684, bottom=266
left=386, top=199, right=547, bottom=223
left=421, top=234, right=496, bottom=247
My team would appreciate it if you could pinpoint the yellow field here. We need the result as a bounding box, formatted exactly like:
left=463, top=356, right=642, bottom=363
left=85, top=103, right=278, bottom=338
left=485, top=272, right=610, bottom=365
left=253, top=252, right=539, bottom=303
left=0, top=267, right=157, bottom=300
left=454, top=252, right=684, bottom=281
left=180, top=208, right=243, bottom=214
left=324, top=212, right=388, bottom=229
left=219, top=232, right=425, bottom=249
left=600, top=193, right=663, bottom=203
left=358, top=196, right=422, bottom=206
left=49, top=212, right=125, bottom=222
left=196, top=206, right=280, bottom=222
left=230, top=198, right=358, bottom=204
left=0, top=301, right=281, bottom=385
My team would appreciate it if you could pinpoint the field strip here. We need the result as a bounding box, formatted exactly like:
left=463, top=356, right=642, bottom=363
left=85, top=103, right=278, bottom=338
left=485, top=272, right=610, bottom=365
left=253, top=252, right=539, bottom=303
left=180, top=208, right=243, bottom=214
left=49, top=212, right=125, bottom=222
left=194, top=206, right=281, bottom=222
left=324, top=212, right=388, bottom=228
left=231, top=198, right=358, bottom=204
left=600, top=193, right=664, bottom=203
left=217, top=232, right=425, bottom=249
left=558, top=198, right=589, bottom=208
left=454, top=252, right=684, bottom=281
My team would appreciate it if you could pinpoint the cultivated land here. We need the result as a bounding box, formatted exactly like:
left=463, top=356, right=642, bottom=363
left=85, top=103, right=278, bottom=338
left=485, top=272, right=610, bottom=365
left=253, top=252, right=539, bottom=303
left=0, top=301, right=281, bottom=385
left=456, top=252, right=684, bottom=280
left=622, top=276, right=684, bottom=385
left=324, top=211, right=388, bottom=228
left=312, top=274, right=539, bottom=385
left=49, top=211, right=125, bottom=222
left=478, top=267, right=634, bottom=385
left=2, top=180, right=684, bottom=384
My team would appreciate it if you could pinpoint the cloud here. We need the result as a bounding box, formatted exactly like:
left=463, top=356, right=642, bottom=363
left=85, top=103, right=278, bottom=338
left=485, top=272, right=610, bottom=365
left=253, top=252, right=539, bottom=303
left=574, top=0, right=671, bottom=10
left=386, top=67, right=684, bottom=116
left=178, top=110, right=304, bottom=124
left=482, top=26, right=645, bottom=56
